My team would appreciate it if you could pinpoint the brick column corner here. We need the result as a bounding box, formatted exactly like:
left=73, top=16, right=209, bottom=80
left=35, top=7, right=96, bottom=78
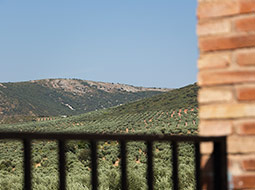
left=197, top=0, right=255, bottom=189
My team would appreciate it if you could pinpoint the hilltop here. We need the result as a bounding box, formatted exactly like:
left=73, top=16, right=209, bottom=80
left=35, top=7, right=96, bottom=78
left=0, top=78, right=170, bottom=123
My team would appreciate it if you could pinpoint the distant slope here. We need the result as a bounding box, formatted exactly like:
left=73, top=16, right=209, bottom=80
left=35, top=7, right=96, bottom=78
left=0, top=83, right=198, bottom=134
left=0, top=78, right=170, bottom=121
left=113, top=83, right=198, bottom=113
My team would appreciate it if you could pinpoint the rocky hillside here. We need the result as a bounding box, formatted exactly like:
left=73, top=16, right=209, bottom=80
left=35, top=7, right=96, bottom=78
left=0, top=78, right=170, bottom=122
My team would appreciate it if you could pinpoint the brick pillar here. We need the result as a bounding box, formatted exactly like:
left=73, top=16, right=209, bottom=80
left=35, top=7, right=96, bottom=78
left=197, top=0, right=255, bottom=189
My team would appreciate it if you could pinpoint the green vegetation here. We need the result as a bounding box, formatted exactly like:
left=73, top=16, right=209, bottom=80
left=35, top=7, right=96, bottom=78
left=0, top=83, right=199, bottom=189
left=113, top=83, right=198, bottom=114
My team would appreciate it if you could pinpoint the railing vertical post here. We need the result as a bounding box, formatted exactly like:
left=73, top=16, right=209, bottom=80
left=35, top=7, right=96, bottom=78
left=172, top=141, right=179, bottom=190
left=91, top=140, right=98, bottom=190
left=120, top=141, right=127, bottom=190
left=23, top=139, right=32, bottom=190
left=147, top=141, right=154, bottom=190
left=213, top=138, right=228, bottom=190
left=58, top=140, right=66, bottom=190
left=195, top=143, right=201, bottom=190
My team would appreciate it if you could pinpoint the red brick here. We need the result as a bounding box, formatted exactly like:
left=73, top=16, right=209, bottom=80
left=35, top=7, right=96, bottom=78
left=228, top=136, right=255, bottom=153
left=199, top=103, right=255, bottom=119
left=236, top=122, right=255, bottom=135
left=197, top=20, right=231, bottom=36
left=197, top=1, right=239, bottom=19
left=198, top=71, right=255, bottom=86
left=198, top=53, right=231, bottom=69
left=199, top=120, right=233, bottom=136
left=237, top=88, right=255, bottom=101
left=199, top=34, right=255, bottom=52
left=233, top=175, right=255, bottom=189
left=242, top=159, right=255, bottom=171
left=237, top=50, right=255, bottom=66
left=228, top=155, right=243, bottom=174
left=197, top=0, right=255, bottom=19
left=235, top=16, right=255, bottom=32
left=240, top=0, right=255, bottom=13
left=199, top=87, right=234, bottom=103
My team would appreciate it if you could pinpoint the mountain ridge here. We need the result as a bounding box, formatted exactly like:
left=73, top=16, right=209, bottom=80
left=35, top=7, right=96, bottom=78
left=0, top=78, right=171, bottom=123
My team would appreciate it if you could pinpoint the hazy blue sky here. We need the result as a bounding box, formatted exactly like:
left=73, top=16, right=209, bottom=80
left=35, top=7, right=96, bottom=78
left=0, top=0, right=198, bottom=88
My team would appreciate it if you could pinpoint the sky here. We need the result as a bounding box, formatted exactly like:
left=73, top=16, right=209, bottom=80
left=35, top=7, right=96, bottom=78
left=0, top=0, right=198, bottom=88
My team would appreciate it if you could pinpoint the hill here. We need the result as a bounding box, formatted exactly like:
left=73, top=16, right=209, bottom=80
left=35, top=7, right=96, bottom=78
left=0, top=83, right=198, bottom=134
left=0, top=78, right=170, bottom=123
left=113, top=83, right=198, bottom=114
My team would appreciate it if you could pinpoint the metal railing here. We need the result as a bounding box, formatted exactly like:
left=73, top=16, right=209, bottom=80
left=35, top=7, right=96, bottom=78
left=0, top=132, right=228, bottom=190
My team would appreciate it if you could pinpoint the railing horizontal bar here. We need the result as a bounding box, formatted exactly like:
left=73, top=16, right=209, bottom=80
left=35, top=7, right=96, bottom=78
left=120, top=141, right=127, bottom=190
left=0, top=132, right=227, bottom=142
left=23, top=139, right=32, bottom=190
left=1, top=132, right=228, bottom=190
left=58, top=140, right=66, bottom=190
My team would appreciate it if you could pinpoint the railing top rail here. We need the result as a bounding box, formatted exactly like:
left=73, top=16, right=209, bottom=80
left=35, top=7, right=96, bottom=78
left=0, top=131, right=226, bottom=142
